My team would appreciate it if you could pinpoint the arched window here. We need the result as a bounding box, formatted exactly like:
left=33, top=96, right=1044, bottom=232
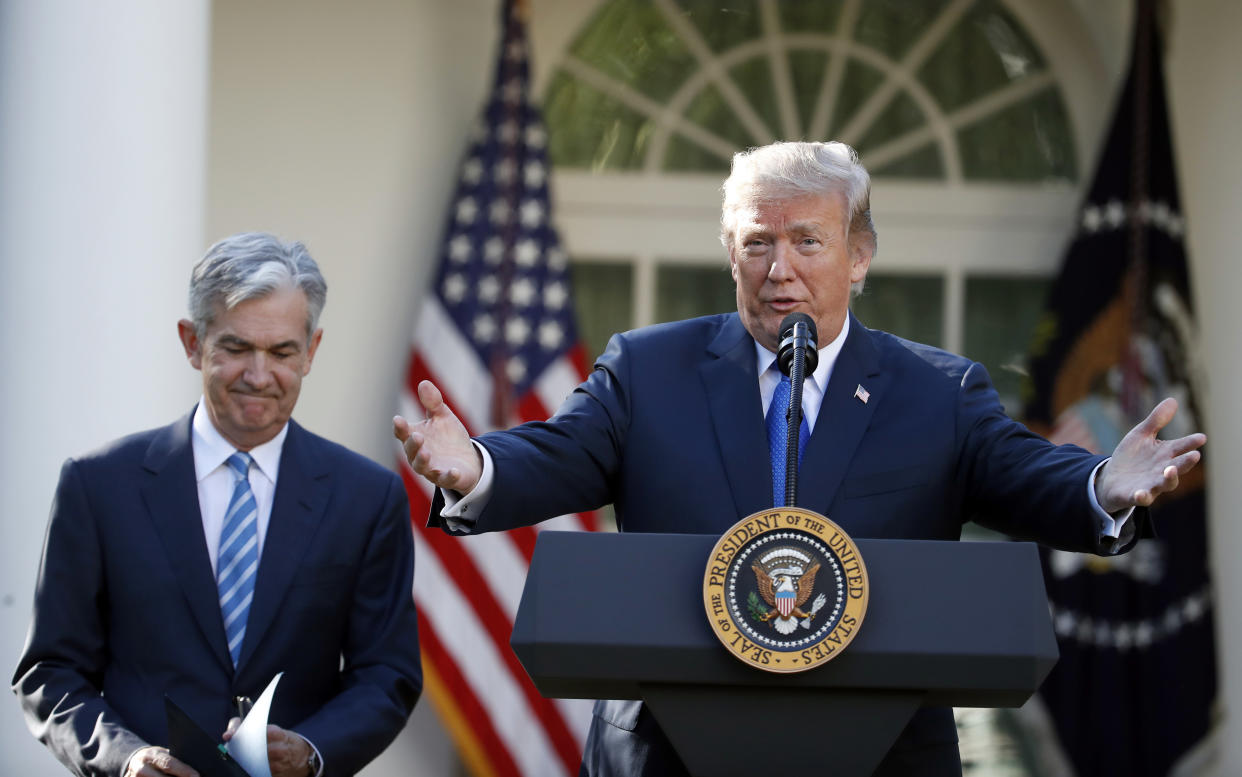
left=540, top=0, right=1109, bottom=414
left=546, top=0, right=1076, bottom=181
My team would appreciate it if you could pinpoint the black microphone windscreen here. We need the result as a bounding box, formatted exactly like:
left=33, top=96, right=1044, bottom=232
left=776, top=313, right=819, bottom=375
left=778, top=312, right=818, bottom=345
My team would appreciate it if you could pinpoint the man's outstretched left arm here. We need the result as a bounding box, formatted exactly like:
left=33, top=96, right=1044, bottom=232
left=1094, top=397, right=1206, bottom=514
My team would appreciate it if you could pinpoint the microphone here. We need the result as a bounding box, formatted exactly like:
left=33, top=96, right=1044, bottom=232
left=777, top=313, right=819, bottom=376
left=775, top=313, right=818, bottom=507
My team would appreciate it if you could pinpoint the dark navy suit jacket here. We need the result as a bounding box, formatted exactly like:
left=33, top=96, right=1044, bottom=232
left=14, top=411, right=422, bottom=777
left=433, top=312, right=1140, bottom=776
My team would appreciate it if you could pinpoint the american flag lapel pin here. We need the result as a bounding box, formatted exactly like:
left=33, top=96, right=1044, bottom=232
left=854, top=384, right=871, bottom=404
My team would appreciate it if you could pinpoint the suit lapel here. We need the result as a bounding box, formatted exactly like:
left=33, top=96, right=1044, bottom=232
left=141, top=411, right=234, bottom=674
left=238, top=420, right=329, bottom=669
left=699, top=315, right=771, bottom=518
left=799, top=313, right=888, bottom=514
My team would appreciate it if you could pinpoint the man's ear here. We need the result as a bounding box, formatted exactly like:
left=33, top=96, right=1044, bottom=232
left=177, top=319, right=203, bottom=369
left=848, top=233, right=874, bottom=285
left=302, top=328, right=324, bottom=376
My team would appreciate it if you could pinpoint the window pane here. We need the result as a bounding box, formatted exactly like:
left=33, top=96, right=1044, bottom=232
left=569, top=0, right=695, bottom=103
left=851, top=273, right=943, bottom=347
left=545, top=71, right=653, bottom=170
left=918, top=0, right=1047, bottom=113
left=778, top=0, right=844, bottom=35
left=572, top=262, right=634, bottom=362
left=957, top=87, right=1077, bottom=182
left=964, top=275, right=1052, bottom=414
left=675, top=0, right=760, bottom=53
left=855, top=0, right=955, bottom=61
left=656, top=264, right=735, bottom=324
left=854, top=91, right=930, bottom=156
left=829, top=59, right=884, bottom=138
left=677, top=83, right=757, bottom=160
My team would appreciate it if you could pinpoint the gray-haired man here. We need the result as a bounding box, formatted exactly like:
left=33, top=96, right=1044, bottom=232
left=14, top=233, right=421, bottom=777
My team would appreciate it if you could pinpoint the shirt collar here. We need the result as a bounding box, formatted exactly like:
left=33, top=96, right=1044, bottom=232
left=190, top=400, right=288, bottom=484
left=753, top=313, right=851, bottom=389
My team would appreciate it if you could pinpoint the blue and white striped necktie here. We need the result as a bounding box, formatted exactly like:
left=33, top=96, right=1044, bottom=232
left=217, top=452, right=259, bottom=666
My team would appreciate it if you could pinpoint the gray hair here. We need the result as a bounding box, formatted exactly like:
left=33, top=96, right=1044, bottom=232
left=189, top=232, right=327, bottom=338
left=720, top=141, right=877, bottom=294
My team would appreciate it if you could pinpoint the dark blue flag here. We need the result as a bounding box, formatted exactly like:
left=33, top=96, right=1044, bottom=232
left=1022, top=1, right=1217, bottom=774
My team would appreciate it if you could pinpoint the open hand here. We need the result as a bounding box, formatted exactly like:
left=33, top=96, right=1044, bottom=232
left=394, top=380, right=483, bottom=495
left=1094, top=397, right=1206, bottom=513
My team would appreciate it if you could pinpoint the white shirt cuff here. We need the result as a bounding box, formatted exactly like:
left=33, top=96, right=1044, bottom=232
left=1088, top=458, right=1134, bottom=540
left=308, top=738, right=325, bottom=777
left=439, top=441, right=494, bottom=532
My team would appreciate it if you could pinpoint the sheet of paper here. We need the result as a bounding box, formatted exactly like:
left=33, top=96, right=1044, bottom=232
left=226, top=672, right=282, bottom=777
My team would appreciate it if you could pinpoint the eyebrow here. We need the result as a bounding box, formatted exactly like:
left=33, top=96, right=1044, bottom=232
left=787, top=220, right=828, bottom=234
left=741, top=220, right=829, bottom=239
left=215, top=334, right=303, bottom=352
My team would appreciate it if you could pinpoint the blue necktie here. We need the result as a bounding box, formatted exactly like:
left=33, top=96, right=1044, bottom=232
left=218, top=452, right=259, bottom=666
left=766, top=374, right=809, bottom=507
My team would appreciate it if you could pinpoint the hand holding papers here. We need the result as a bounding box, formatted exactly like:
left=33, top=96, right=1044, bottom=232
left=167, top=673, right=284, bottom=777
left=226, top=673, right=283, bottom=777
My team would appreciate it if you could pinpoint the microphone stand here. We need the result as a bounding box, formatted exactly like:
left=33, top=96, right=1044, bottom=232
left=784, top=323, right=809, bottom=507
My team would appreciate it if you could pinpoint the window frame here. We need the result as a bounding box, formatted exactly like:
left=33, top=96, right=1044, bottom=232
left=530, top=0, right=1114, bottom=355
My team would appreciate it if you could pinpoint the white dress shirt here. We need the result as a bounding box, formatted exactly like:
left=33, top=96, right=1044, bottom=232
left=756, top=313, right=850, bottom=433
left=191, top=402, right=286, bottom=575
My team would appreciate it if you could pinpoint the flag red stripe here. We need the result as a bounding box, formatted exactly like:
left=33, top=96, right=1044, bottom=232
left=566, top=342, right=589, bottom=378
left=516, top=390, right=549, bottom=425
left=413, top=521, right=582, bottom=774
left=399, top=460, right=583, bottom=775
left=416, top=606, right=522, bottom=777
left=407, top=474, right=567, bottom=774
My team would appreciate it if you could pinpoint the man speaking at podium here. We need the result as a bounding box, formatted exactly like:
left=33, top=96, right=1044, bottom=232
left=395, top=141, right=1204, bottom=776
left=15, top=234, right=422, bottom=777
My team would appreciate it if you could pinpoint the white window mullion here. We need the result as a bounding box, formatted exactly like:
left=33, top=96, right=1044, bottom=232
left=944, top=264, right=965, bottom=356
left=633, top=254, right=657, bottom=329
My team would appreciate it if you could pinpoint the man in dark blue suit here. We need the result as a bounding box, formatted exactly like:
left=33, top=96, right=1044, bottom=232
left=394, top=142, right=1204, bottom=776
left=14, top=233, right=421, bottom=777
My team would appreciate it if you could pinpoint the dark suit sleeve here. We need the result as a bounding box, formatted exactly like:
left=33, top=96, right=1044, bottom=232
left=954, top=361, right=1142, bottom=554
left=12, top=459, right=147, bottom=777
left=431, top=331, right=633, bottom=533
left=289, top=472, right=421, bottom=776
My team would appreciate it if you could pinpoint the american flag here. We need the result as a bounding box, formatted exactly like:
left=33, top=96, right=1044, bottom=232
left=397, top=1, right=596, bottom=775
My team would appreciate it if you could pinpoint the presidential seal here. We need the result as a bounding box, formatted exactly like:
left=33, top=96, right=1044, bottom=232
left=703, top=508, right=868, bottom=673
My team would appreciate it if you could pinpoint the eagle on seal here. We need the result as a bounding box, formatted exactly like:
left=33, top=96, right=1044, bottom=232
left=752, top=561, right=820, bottom=635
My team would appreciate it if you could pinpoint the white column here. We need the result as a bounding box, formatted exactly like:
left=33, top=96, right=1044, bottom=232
left=0, top=1, right=209, bottom=772
left=1168, top=2, right=1242, bottom=774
